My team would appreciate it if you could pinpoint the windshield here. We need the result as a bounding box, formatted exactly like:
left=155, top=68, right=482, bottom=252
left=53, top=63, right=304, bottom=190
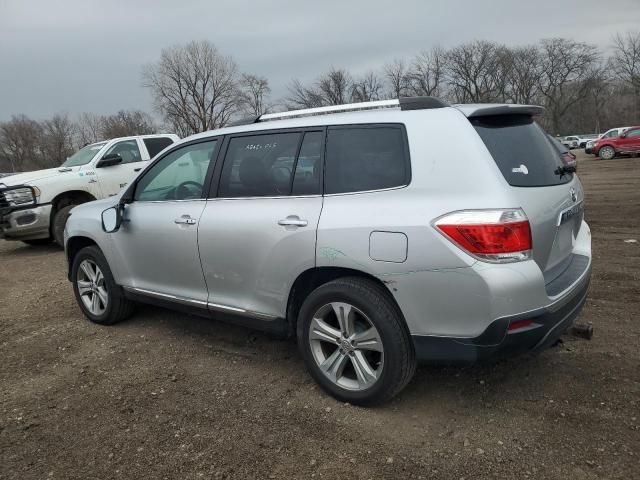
left=61, top=142, right=107, bottom=167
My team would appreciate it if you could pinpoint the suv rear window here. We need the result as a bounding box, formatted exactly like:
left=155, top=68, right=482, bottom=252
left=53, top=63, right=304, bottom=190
left=325, top=126, right=409, bottom=194
left=144, top=137, right=175, bottom=158
left=471, top=115, right=571, bottom=187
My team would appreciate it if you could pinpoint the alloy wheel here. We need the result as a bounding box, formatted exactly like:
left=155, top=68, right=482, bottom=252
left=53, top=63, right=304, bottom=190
left=308, top=302, right=384, bottom=391
left=600, top=146, right=615, bottom=160
left=77, top=259, right=108, bottom=316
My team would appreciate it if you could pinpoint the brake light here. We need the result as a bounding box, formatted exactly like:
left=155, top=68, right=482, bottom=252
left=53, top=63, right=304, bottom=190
left=434, top=209, right=532, bottom=263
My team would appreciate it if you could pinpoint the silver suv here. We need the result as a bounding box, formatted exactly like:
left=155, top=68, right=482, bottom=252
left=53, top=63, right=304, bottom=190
left=64, top=97, right=592, bottom=405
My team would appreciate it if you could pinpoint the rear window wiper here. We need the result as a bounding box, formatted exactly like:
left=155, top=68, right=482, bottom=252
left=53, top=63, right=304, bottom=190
left=554, top=165, right=576, bottom=177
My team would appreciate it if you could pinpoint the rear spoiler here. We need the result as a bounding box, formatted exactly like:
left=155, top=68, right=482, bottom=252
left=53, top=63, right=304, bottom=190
left=455, top=104, right=545, bottom=118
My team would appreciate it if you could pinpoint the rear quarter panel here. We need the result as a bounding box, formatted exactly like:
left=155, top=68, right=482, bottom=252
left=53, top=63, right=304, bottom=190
left=316, top=108, right=517, bottom=334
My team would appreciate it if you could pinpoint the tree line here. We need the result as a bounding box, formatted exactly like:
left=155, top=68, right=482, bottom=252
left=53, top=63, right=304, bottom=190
left=1, top=33, right=639, bottom=173
left=285, top=33, right=640, bottom=135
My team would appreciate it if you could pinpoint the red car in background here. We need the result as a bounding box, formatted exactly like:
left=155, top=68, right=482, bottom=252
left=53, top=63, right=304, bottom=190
left=592, top=126, right=640, bottom=159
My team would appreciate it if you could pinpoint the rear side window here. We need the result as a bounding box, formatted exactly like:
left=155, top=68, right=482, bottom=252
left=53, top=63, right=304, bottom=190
left=626, top=128, right=640, bottom=138
left=218, top=132, right=301, bottom=198
left=144, top=137, right=175, bottom=158
left=471, top=115, right=571, bottom=187
left=325, top=126, right=409, bottom=194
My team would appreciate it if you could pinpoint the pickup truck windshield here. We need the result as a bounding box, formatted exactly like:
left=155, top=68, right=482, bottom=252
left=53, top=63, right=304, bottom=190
left=61, top=142, right=107, bottom=167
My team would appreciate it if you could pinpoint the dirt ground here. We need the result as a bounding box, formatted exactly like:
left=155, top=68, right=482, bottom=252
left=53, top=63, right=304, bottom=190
left=1, top=151, right=638, bottom=480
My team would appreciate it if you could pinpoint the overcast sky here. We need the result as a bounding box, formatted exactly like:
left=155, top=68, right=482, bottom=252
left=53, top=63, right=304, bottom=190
left=1, top=0, right=639, bottom=121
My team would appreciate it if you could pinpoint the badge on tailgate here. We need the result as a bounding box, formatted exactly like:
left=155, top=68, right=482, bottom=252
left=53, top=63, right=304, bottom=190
left=558, top=202, right=584, bottom=226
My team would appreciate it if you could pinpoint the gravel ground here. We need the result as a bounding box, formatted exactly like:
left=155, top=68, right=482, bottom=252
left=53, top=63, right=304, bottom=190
left=0, top=151, right=638, bottom=479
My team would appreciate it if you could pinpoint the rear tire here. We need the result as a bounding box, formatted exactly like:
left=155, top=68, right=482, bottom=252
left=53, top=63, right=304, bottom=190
left=52, top=204, right=75, bottom=247
left=71, top=245, right=134, bottom=325
left=297, top=277, right=416, bottom=405
left=599, top=146, right=615, bottom=160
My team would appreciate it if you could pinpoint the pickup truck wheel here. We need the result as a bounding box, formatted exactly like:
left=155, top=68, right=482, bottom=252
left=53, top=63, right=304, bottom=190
left=52, top=204, right=75, bottom=247
left=297, top=277, right=416, bottom=406
left=71, top=245, right=134, bottom=325
left=599, top=146, right=615, bottom=160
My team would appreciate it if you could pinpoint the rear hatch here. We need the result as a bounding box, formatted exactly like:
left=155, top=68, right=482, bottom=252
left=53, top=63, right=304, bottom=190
left=469, top=113, right=584, bottom=278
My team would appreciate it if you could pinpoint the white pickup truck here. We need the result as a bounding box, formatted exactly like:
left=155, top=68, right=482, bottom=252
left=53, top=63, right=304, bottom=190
left=0, top=134, right=179, bottom=246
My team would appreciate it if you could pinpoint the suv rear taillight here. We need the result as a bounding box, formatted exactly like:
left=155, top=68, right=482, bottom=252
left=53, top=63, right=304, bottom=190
left=434, top=209, right=532, bottom=263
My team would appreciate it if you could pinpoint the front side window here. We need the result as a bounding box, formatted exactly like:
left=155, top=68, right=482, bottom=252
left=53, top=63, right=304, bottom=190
left=103, top=139, right=142, bottom=164
left=134, top=140, right=217, bottom=201
left=218, top=132, right=301, bottom=198
left=325, top=126, right=409, bottom=194
left=61, top=142, right=107, bottom=167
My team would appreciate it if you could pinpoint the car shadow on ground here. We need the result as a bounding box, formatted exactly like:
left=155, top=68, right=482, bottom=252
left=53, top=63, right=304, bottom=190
left=0, top=242, right=61, bottom=258
left=105, top=302, right=579, bottom=408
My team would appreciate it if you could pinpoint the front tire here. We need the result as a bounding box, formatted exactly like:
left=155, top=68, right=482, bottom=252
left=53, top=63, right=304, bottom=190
left=599, top=145, right=615, bottom=160
left=52, top=204, right=75, bottom=247
left=297, top=277, right=416, bottom=405
left=71, top=245, right=134, bottom=325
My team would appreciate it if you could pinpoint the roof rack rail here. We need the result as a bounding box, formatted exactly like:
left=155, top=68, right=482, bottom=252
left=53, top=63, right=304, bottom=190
left=227, top=115, right=261, bottom=127
left=399, top=96, right=450, bottom=110
left=253, top=96, right=448, bottom=123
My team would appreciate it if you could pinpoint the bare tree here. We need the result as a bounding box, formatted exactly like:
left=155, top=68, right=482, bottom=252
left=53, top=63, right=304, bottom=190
left=537, top=38, right=600, bottom=133
left=611, top=31, right=640, bottom=120
left=318, top=68, right=353, bottom=105
left=0, top=115, right=43, bottom=172
left=445, top=41, right=511, bottom=103
left=384, top=59, right=410, bottom=98
left=100, top=110, right=156, bottom=139
left=142, top=40, right=241, bottom=136
left=351, top=72, right=384, bottom=102
left=407, top=47, right=446, bottom=97
left=41, top=113, right=75, bottom=167
left=285, top=78, right=325, bottom=109
left=505, top=46, right=543, bottom=104
left=239, top=74, right=271, bottom=116
left=285, top=68, right=354, bottom=108
left=75, top=112, right=103, bottom=146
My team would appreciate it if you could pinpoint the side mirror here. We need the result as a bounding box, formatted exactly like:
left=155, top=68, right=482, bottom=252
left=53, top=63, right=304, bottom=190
left=101, top=205, right=122, bottom=233
left=96, top=153, right=123, bottom=168
left=619, top=133, right=626, bottom=138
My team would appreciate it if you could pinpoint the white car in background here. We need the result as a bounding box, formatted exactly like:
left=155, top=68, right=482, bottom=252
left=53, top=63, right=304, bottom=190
left=560, top=136, right=580, bottom=149
left=576, top=134, right=599, bottom=148
left=0, top=134, right=179, bottom=246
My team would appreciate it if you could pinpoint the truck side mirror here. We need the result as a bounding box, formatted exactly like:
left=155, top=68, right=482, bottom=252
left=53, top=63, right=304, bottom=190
left=96, top=153, right=123, bottom=168
left=101, top=205, right=122, bottom=233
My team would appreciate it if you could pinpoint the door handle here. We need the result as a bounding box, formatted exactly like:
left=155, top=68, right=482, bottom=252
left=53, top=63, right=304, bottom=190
left=174, top=215, right=197, bottom=225
left=278, top=216, right=308, bottom=227
left=134, top=167, right=142, bottom=172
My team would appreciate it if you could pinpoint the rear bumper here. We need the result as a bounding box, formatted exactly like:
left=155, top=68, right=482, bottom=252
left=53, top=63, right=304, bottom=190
left=412, top=268, right=590, bottom=364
